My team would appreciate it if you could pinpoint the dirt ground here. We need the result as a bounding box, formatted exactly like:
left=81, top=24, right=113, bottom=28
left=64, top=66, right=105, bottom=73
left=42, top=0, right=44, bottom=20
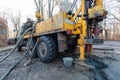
left=0, top=41, right=120, bottom=80
left=0, top=51, right=94, bottom=80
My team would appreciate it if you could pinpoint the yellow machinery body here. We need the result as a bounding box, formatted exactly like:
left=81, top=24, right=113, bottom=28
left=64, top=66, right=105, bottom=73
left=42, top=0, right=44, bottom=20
left=24, top=0, right=107, bottom=61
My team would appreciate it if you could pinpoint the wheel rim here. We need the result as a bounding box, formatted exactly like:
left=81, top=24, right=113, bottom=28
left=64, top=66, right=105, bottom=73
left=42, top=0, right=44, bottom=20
left=39, top=42, right=47, bottom=57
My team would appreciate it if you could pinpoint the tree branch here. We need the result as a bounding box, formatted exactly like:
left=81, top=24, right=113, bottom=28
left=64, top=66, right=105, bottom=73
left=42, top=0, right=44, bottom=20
left=110, top=13, right=120, bottom=22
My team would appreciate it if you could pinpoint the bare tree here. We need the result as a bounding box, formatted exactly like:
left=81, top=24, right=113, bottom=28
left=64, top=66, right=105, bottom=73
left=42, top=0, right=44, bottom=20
left=9, top=11, right=21, bottom=38
left=103, top=0, right=120, bottom=40
left=34, top=0, right=55, bottom=18
left=0, top=9, right=21, bottom=38
left=38, top=0, right=44, bottom=18
left=48, top=0, right=55, bottom=17
left=111, top=14, right=120, bottom=22
left=109, top=6, right=120, bottom=22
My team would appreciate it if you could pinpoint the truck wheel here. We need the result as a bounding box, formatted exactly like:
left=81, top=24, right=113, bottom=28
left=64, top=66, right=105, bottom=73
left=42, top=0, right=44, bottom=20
left=26, top=38, right=38, bottom=58
left=17, top=45, right=22, bottom=51
left=37, top=36, right=57, bottom=63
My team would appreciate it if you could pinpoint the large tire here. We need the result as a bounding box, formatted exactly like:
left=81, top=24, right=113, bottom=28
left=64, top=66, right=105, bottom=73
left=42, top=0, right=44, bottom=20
left=17, top=38, right=23, bottom=52
left=26, top=38, right=38, bottom=58
left=17, top=45, right=22, bottom=52
left=37, top=36, right=57, bottom=63
left=17, top=38, right=26, bottom=52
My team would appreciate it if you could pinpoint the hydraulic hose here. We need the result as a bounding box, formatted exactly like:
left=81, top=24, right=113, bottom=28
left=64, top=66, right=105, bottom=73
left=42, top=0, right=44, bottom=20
left=0, top=28, right=32, bottom=63
left=24, top=40, right=38, bottom=66
left=0, top=20, right=39, bottom=80
left=0, top=20, right=39, bottom=63
left=0, top=42, right=38, bottom=80
left=0, top=49, right=28, bottom=80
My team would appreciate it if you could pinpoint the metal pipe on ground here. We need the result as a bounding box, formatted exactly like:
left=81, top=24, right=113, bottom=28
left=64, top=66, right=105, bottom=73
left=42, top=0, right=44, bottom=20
left=93, top=48, right=114, bottom=51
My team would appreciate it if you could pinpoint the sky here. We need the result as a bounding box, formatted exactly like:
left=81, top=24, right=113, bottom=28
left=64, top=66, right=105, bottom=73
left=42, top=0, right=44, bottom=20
left=0, top=0, right=69, bottom=25
left=0, top=0, right=119, bottom=38
left=0, top=0, right=36, bottom=22
left=0, top=0, right=119, bottom=29
left=0, top=0, right=115, bottom=22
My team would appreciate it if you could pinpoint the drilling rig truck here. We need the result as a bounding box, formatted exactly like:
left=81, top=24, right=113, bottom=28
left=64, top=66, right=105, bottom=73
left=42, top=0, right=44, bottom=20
left=18, top=0, right=107, bottom=63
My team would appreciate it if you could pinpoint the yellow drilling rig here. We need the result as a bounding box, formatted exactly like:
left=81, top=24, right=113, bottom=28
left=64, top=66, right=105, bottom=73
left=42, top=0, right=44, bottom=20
left=18, top=0, right=107, bottom=63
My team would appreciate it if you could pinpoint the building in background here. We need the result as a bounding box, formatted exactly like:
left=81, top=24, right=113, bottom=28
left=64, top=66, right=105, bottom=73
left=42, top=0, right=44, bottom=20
left=0, top=17, right=8, bottom=47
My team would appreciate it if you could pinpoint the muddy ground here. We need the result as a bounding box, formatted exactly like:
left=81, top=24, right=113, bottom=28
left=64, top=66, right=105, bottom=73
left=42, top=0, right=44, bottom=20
left=0, top=41, right=120, bottom=80
left=93, top=41, right=120, bottom=80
